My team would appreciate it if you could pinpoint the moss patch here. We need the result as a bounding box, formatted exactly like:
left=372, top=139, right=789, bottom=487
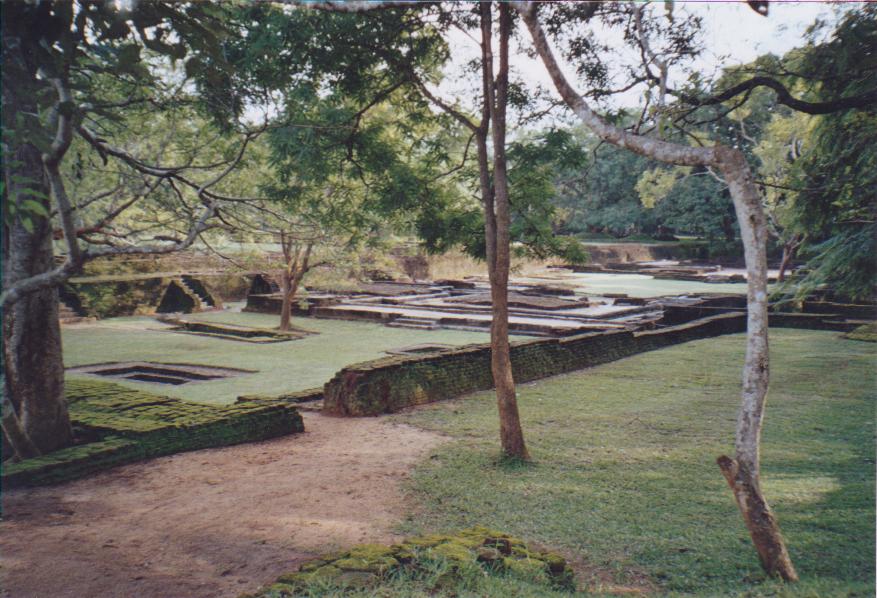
left=844, top=321, right=877, bottom=342
left=242, top=527, right=575, bottom=597
left=3, top=379, right=304, bottom=488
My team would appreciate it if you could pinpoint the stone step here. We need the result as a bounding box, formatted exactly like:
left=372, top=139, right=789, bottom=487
left=440, top=324, right=491, bottom=333
left=387, top=317, right=439, bottom=330
left=58, top=294, right=87, bottom=322
left=180, top=278, right=215, bottom=308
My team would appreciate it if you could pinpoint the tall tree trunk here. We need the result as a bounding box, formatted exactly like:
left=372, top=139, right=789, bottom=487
left=480, top=1, right=529, bottom=460
left=278, top=235, right=296, bottom=332
left=2, top=7, right=74, bottom=458
left=2, top=144, right=73, bottom=457
left=777, top=236, right=800, bottom=283
left=715, top=147, right=798, bottom=582
left=279, top=270, right=294, bottom=332
left=516, top=2, right=795, bottom=578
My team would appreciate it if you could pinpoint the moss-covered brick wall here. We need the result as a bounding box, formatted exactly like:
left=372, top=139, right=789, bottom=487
left=323, top=314, right=754, bottom=416
left=2, top=379, right=304, bottom=488
left=323, top=309, right=867, bottom=417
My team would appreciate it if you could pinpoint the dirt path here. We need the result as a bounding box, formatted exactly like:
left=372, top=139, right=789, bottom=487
left=0, top=413, right=446, bottom=598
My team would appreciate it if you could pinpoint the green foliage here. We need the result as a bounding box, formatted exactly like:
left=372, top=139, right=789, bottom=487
left=778, top=7, right=877, bottom=300
left=506, top=130, right=591, bottom=263
left=787, top=107, right=876, bottom=299
left=635, top=166, right=687, bottom=209
left=651, top=167, right=740, bottom=256
left=558, top=141, right=655, bottom=238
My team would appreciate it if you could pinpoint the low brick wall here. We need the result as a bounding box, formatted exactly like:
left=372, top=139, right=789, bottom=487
left=323, top=313, right=748, bottom=416
left=3, top=379, right=305, bottom=488
left=323, top=311, right=864, bottom=417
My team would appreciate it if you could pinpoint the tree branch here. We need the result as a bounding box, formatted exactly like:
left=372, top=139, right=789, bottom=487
left=673, top=75, right=877, bottom=115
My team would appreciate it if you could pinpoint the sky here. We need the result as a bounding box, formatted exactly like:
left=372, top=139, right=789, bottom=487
left=438, top=1, right=849, bottom=112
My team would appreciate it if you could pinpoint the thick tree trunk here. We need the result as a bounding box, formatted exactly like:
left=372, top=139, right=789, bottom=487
left=2, top=144, right=73, bottom=457
left=517, top=2, right=795, bottom=577
left=481, top=2, right=529, bottom=460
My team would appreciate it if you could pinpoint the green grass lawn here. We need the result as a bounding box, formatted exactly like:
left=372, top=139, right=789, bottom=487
left=62, top=310, right=500, bottom=405
left=391, top=329, right=875, bottom=596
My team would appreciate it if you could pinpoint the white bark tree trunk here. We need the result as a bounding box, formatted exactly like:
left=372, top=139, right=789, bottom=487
left=515, top=2, right=797, bottom=580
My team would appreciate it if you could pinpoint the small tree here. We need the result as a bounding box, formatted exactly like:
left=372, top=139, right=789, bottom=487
left=221, top=194, right=356, bottom=332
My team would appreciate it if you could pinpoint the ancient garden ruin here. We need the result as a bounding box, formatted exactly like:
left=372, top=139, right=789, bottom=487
left=2, top=2, right=874, bottom=597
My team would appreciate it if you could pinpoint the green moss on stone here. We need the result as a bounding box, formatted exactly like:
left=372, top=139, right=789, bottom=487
left=503, top=556, right=550, bottom=582
left=541, top=551, right=568, bottom=574
left=402, top=533, right=453, bottom=548
left=429, top=540, right=476, bottom=564
left=3, top=379, right=304, bottom=488
left=245, top=527, right=575, bottom=596
left=346, top=543, right=396, bottom=560
left=332, top=555, right=398, bottom=574
left=844, top=322, right=877, bottom=342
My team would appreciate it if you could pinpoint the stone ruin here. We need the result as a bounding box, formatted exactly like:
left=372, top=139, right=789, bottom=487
left=245, top=278, right=663, bottom=337
left=58, top=275, right=222, bottom=322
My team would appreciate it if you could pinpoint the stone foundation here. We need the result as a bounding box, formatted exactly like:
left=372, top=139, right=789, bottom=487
left=322, top=310, right=861, bottom=417
left=2, top=379, right=304, bottom=488
left=323, top=313, right=748, bottom=416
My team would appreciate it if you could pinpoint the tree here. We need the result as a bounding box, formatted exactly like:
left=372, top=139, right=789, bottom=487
left=514, top=0, right=798, bottom=579
left=222, top=200, right=338, bottom=332
left=274, top=0, right=540, bottom=459
left=776, top=7, right=877, bottom=301
left=1, top=1, right=255, bottom=458
left=0, top=0, right=443, bottom=459
left=404, top=2, right=530, bottom=459
left=751, top=110, right=810, bottom=281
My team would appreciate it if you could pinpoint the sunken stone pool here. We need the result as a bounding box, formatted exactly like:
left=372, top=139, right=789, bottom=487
left=67, top=362, right=253, bottom=386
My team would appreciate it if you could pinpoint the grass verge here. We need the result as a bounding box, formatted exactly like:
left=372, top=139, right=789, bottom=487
left=392, top=329, right=875, bottom=596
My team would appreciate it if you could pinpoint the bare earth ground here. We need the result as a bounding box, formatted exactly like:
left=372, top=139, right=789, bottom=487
left=0, top=412, right=446, bottom=598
